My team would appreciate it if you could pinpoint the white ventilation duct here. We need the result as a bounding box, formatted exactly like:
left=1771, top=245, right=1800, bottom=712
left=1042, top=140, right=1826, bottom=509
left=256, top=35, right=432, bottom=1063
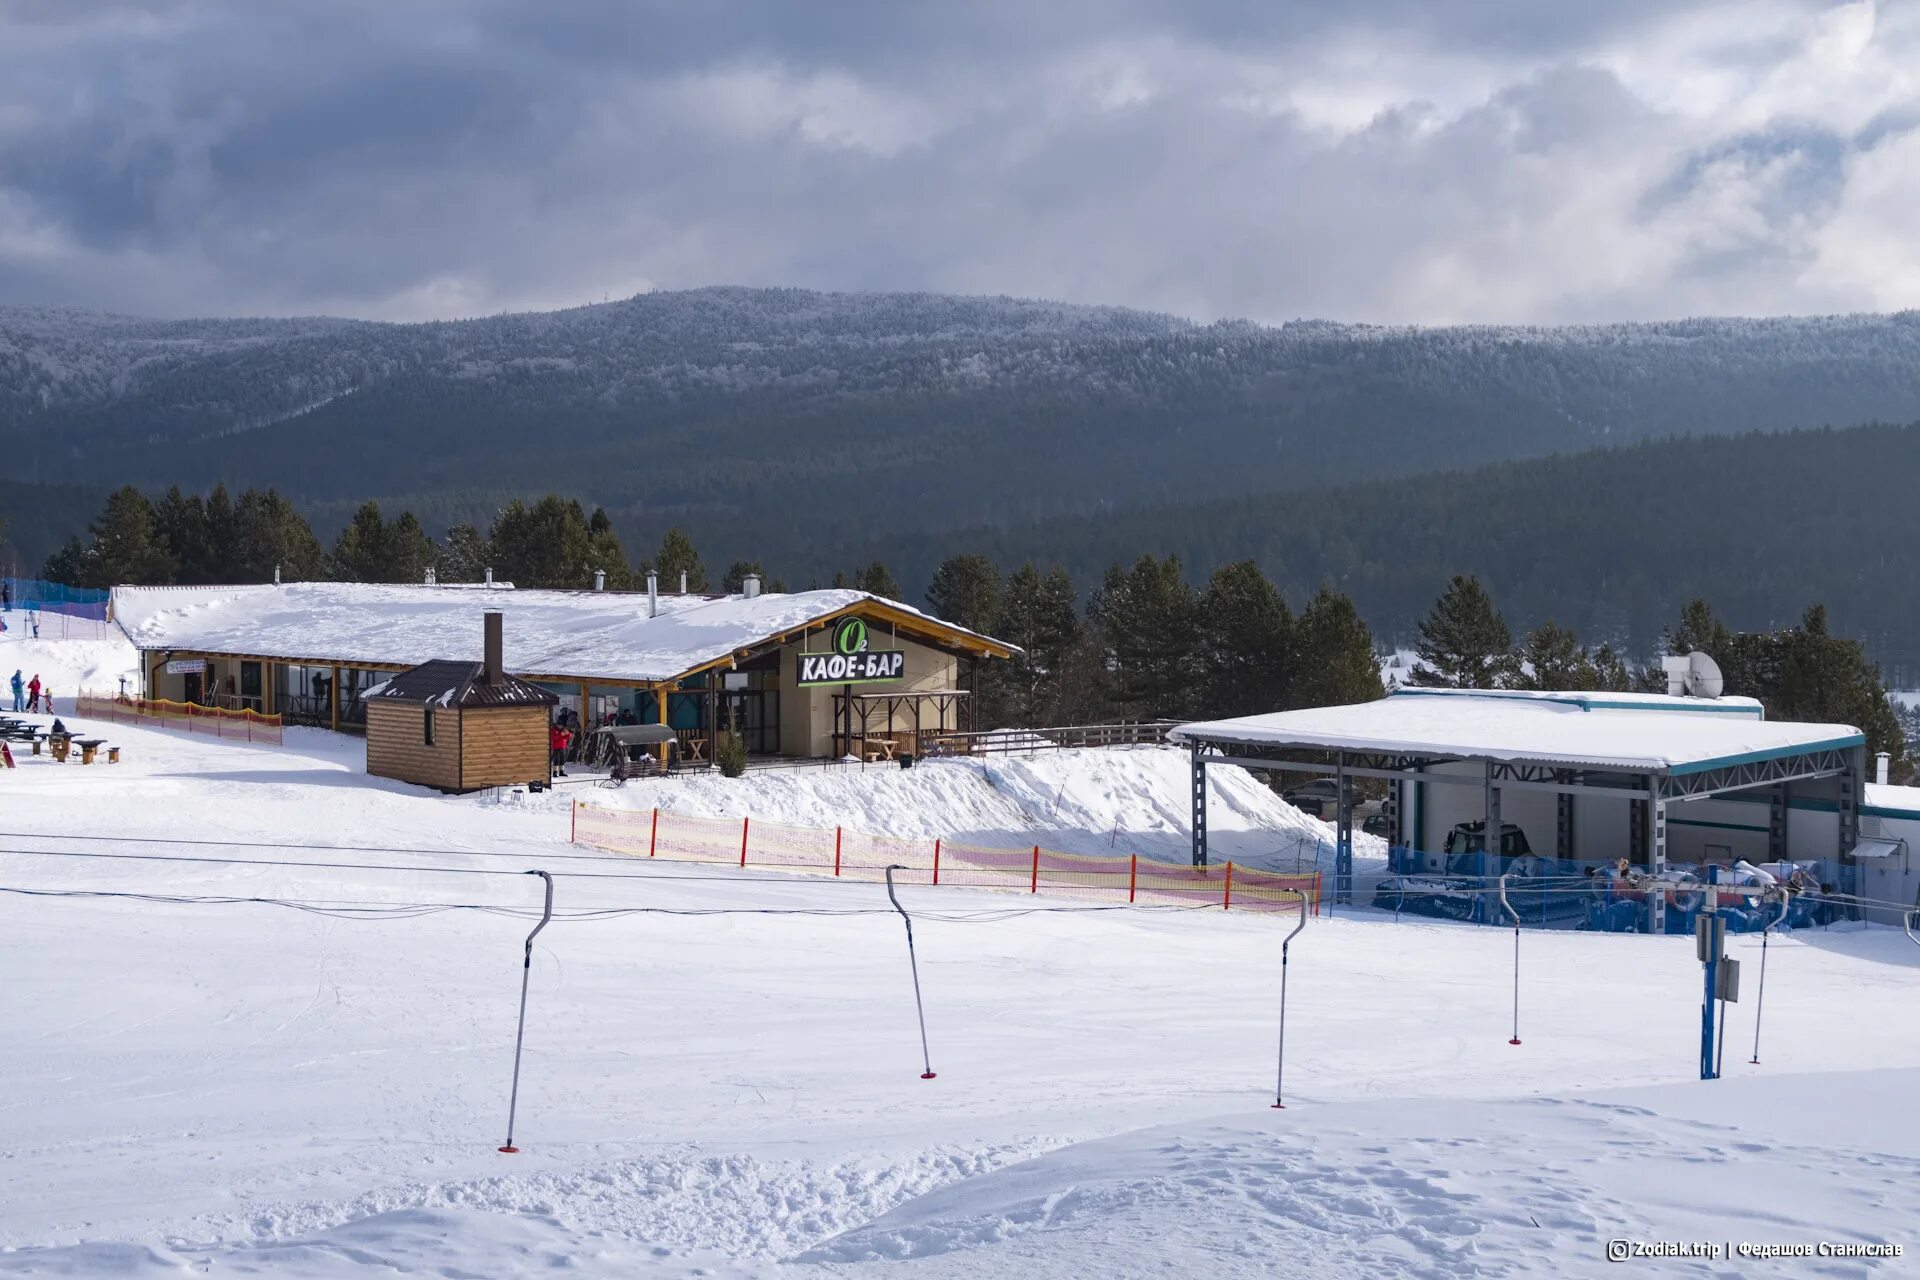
left=594, top=568, right=606, bottom=592
left=1877, top=751, right=1891, bottom=785
left=679, top=571, right=688, bottom=594
left=484, top=566, right=494, bottom=587
left=743, top=574, right=762, bottom=599
left=424, top=566, right=436, bottom=586
left=273, top=564, right=281, bottom=586
left=646, top=571, right=658, bottom=617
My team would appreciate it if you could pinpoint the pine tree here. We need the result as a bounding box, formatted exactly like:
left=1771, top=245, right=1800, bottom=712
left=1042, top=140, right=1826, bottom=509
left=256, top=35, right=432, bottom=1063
left=488, top=496, right=596, bottom=588
left=994, top=563, right=1083, bottom=725
left=852, top=560, right=901, bottom=599
left=926, top=554, right=1001, bottom=633
left=652, top=528, right=706, bottom=592
left=331, top=501, right=392, bottom=582
left=1590, top=643, right=1636, bottom=691
left=435, top=523, right=491, bottom=583
left=1291, top=586, right=1385, bottom=708
left=1088, top=555, right=1201, bottom=719
left=722, top=560, right=766, bottom=593
left=1513, top=620, right=1598, bottom=690
left=1410, top=575, right=1516, bottom=689
left=1197, top=560, right=1293, bottom=717
left=76, top=486, right=175, bottom=587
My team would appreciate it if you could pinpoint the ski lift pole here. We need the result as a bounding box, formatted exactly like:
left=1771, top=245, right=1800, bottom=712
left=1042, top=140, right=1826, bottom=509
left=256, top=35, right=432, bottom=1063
left=1271, top=889, right=1309, bottom=1109
left=1749, top=892, right=1789, bottom=1064
left=1499, top=873, right=1522, bottom=1046
left=884, top=865, right=937, bottom=1080
left=499, top=869, right=554, bottom=1154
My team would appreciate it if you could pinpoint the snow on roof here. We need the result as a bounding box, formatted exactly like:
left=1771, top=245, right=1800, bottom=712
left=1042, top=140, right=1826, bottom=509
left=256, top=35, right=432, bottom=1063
left=1385, top=686, right=1767, bottom=717
left=1169, top=688, right=1863, bottom=775
left=110, top=582, right=1008, bottom=684
left=1865, top=782, right=1920, bottom=819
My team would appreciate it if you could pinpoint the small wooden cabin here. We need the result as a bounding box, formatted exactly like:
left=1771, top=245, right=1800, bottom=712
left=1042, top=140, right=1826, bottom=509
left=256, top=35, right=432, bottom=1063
left=365, top=614, right=556, bottom=793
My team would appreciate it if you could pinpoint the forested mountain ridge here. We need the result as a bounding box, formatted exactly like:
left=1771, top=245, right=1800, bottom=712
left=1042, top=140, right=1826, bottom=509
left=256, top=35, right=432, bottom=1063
left=798, top=422, right=1920, bottom=680
left=6, top=289, right=1920, bottom=555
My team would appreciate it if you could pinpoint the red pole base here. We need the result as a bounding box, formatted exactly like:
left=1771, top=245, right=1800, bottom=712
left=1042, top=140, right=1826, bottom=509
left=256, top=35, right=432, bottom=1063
left=1509, top=1038, right=1522, bottom=1046
left=1270, top=1102, right=1286, bottom=1109
left=497, top=1145, right=520, bottom=1154
left=920, top=1071, right=938, bottom=1080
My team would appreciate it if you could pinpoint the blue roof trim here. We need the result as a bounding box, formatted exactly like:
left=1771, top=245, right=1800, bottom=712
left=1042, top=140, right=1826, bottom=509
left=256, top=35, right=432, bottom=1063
left=1667, top=734, right=1866, bottom=776
left=1864, top=804, right=1920, bottom=821
left=1388, top=687, right=1763, bottom=717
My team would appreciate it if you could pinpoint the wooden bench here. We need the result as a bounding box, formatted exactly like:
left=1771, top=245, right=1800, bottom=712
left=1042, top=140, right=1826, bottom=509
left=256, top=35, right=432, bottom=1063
left=73, top=738, right=105, bottom=765
left=108, top=746, right=121, bottom=764
left=50, top=735, right=70, bottom=763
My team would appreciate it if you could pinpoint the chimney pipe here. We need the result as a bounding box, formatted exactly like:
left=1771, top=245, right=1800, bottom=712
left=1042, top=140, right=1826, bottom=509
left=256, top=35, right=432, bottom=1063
left=594, top=568, right=606, bottom=592
left=483, top=611, right=504, bottom=686
left=424, top=565, right=436, bottom=586
left=484, top=566, right=494, bottom=587
left=1876, top=751, right=1891, bottom=785
left=679, top=571, right=688, bottom=594
left=743, top=573, right=761, bottom=599
left=646, top=570, right=658, bottom=617
left=273, top=564, right=281, bottom=586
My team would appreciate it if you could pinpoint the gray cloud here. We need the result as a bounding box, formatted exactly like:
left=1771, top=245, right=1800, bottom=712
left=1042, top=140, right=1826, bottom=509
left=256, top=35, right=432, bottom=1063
left=0, top=0, right=1913, bottom=323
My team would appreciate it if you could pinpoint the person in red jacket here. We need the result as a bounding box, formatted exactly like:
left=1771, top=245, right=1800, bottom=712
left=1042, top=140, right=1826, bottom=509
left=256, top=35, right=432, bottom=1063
left=549, top=721, right=573, bottom=779
left=26, top=673, right=41, bottom=713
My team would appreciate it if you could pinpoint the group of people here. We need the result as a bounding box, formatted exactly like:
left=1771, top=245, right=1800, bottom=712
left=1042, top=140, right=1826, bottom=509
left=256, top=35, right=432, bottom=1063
left=10, top=670, right=48, bottom=714
left=549, top=708, right=582, bottom=778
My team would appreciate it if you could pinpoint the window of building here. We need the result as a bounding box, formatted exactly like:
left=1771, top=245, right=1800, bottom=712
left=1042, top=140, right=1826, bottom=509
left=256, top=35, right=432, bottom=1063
left=424, top=707, right=436, bottom=747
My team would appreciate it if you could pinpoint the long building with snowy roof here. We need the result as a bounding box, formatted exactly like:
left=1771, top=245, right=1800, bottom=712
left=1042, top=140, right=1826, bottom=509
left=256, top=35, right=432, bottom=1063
left=1169, top=686, right=1903, bottom=927
left=110, top=576, right=1014, bottom=760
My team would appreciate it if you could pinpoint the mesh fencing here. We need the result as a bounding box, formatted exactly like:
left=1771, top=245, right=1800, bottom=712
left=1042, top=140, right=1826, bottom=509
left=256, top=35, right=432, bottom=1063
left=5, top=578, right=111, bottom=619
left=575, top=802, right=1320, bottom=917
left=75, top=692, right=285, bottom=746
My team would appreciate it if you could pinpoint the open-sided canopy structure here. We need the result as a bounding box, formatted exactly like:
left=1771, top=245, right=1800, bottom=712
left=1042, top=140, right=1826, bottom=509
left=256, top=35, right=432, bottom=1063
left=1169, top=688, right=1870, bottom=924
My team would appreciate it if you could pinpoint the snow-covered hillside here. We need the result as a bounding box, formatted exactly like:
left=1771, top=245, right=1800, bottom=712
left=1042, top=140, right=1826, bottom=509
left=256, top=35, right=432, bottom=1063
left=3, top=638, right=1918, bottom=1276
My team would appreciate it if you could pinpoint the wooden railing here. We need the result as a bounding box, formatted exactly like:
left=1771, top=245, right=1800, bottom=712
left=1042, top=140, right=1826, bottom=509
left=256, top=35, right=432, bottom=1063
left=918, top=721, right=1178, bottom=757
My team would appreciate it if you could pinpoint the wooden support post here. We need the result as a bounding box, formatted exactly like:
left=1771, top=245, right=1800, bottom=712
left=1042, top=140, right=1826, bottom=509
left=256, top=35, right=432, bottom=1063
left=932, top=838, right=941, bottom=886
left=329, top=664, right=340, bottom=732
left=1129, top=853, right=1138, bottom=903
left=656, top=683, right=671, bottom=766
left=740, top=816, right=750, bottom=867
left=649, top=807, right=658, bottom=857
left=834, top=826, right=843, bottom=876
left=1030, top=845, right=1040, bottom=893
left=1224, top=861, right=1234, bottom=910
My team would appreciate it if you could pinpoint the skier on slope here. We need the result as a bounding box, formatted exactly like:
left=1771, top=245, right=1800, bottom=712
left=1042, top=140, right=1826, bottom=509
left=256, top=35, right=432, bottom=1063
left=9, top=669, right=22, bottom=711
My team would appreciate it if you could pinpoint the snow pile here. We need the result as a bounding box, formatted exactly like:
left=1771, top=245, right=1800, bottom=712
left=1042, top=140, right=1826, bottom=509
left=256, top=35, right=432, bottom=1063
left=597, top=745, right=1383, bottom=873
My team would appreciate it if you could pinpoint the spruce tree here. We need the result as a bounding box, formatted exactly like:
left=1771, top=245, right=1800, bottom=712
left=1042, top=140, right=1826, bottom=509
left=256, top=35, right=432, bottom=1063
left=721, top=560, right=766, bottom=593
left=1410, top=574, right=1516, bottom=689
left=1513, top=620, right=1597, bottom=690
left=1088, top=555, right=1201, bottom=719
left=852, top=560, right=901, bottom=599
left=488, top=497, right=596, bottom=588
left=331, top=501, right=392, bottom=582
left=435, top=523, right=491, bottom=582
left=652, top=528, right=706, bottom=591
left=1197, top=560, right=1293, bottom=717
left=995, top=563, right=1083, bottom=726
left=1291, top=586, right=1385, bottom=708
left=926, top=554, right=1001, bottom=634
left=79, top=486, right=175, bottom=587
left=231, top=488, right=327, bottom=582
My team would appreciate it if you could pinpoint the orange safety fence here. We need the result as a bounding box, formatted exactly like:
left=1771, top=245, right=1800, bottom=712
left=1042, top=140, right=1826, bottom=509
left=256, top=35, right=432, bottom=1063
left=573, top=802, right=1320, bottom=917
left=76, top=691, right=285, bottom=746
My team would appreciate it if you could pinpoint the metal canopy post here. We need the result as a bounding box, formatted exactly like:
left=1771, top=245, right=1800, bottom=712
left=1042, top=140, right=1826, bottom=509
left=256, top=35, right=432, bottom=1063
left=1650, top=784, right=1668, bottom=934
left=1838, top=747, right=1863, bottom=913
left=1484, top=762, right=1501, bottom=926
left=1767, top=783, right=1788, bottom=864
left=1334, top=756, right=1354, bottom=906
left=1556, top=790, right=1574, bottom=861
left=1190, top=744, right=1209, bottom=867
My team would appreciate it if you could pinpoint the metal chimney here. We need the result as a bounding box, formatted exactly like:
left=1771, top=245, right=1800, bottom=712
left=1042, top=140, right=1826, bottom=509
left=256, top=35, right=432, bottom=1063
left=424, top=566, right=437, bottom=586
left=646, top=570, right=658, bottom=617
left=679, top=571, right=688, bottom=594
left=484, top=566, right=494, bottom=587
left=273, top=564, right=281, bottom=586
left=483, top=611, right=504, bottom=686
left=594, top=568, right=606, bottom=592
left=743, top=573, right=761, bottom=599
left=1876, top=751, right=1891, bottom=785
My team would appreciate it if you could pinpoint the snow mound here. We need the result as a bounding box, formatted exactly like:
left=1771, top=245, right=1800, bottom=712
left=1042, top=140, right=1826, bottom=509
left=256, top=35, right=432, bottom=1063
left=0, top=632, right=139, bottom=711
left=595, top=745, right=1384, bottom=873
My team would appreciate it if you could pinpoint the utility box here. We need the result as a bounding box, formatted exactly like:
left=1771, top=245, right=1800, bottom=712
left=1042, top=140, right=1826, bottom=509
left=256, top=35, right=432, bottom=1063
left=1695, top=914, right=1727, bottom=962
left=1715, top=957, right=1741, bottom=1003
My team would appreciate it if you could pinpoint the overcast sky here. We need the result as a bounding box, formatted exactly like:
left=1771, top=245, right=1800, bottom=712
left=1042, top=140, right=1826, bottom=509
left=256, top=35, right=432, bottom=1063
left=2, top=0, right=1915, bottom=325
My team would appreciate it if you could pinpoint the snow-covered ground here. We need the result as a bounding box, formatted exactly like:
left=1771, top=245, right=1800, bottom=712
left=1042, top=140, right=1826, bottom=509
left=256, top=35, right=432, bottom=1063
left=597, top=745, right=1379, bottom=874
left=3, top=634, right=1919, bottom=1276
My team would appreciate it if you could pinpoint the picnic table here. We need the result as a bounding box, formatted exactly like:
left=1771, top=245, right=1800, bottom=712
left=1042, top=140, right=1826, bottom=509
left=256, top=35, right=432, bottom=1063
left=861, top=736, right=899, bottom=763
left=72, top=737, right=106, bottom=765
